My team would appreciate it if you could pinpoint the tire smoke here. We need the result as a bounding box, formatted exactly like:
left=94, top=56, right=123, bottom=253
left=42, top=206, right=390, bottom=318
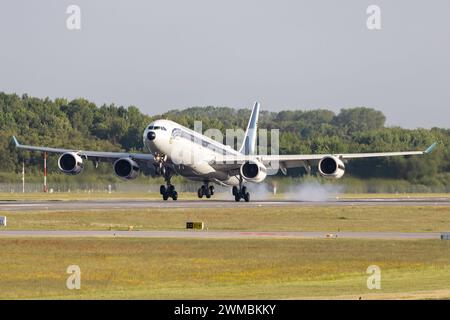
left=284, top=181, right=345, bottom=201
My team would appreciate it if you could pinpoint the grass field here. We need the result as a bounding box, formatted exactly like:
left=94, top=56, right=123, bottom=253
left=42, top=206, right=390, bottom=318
left=2, top=192, right=450, bottom=299
left=2, top=206, right=450, bottom=232
left=0, top=237, right=449, bottom=299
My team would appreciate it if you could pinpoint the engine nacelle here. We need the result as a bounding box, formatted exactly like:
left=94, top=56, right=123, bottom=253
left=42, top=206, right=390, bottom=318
left=318, top=156, right=345, bottom=179
left=58, top=152, right=84, bottom=175
left=240, top=160, right=267, bottom=183
left=114, top=158, right=140, bottom=180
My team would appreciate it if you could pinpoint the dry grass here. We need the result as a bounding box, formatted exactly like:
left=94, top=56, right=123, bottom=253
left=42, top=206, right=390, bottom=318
left=2, top=206, right=450, bottom=232
left=0, top=237, right=449, bottom=299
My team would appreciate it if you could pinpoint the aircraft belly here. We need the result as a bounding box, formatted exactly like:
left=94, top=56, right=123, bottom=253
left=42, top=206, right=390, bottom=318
left=174, top=165, right=237, bottom=185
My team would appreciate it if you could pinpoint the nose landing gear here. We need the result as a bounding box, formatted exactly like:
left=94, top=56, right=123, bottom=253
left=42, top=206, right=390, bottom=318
left=160, top=184, right=177, bottom=201
left=158, top=166, right=177, bottom=201
left=153, top=154, right=177, bottom=201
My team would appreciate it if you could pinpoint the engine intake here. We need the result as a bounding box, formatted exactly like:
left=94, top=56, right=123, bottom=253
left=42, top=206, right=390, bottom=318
left=114, top=158, right=140, bottom=180
left=318, top=156, right=345, bottom=179
left=58, top=152, right=84, bottom=175
left=240, top=160, right=267, bottom=183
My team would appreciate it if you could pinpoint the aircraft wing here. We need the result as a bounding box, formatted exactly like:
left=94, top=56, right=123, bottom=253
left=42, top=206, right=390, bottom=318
left=12, top=136, right=155, bottom=162
left=211, top=142, right=437, bottom=170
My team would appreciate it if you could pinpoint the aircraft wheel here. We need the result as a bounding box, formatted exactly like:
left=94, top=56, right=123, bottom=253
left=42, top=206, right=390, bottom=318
left=204, top=185, right=211, bottom=198
left=162, top=193, right=169, bottom=201
left=232, top=186, right=238, bottom=196
left=209, top=185, right=214, bottom=196
left=197, top=188, right=203, bottom=198
left=234, top=194, right=241, bottom=202
left=172, top=191, right=178, bottom=201
left=243, top=192, right=250, bottom=202
left=160, top=185, right=166, bottom=195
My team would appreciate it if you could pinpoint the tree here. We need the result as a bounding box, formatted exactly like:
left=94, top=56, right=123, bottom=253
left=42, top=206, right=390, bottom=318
left=0, top=92, right=447, bottom=187
left=333, top=107, right=386, bottom=134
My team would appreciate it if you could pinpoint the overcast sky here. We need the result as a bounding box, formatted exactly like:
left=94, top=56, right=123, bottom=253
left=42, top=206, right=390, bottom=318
left=0, top=1, right=449, bottom=128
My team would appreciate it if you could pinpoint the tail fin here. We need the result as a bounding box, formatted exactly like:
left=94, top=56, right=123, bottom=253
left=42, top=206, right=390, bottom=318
left=239, top=102, right=260, bottom=155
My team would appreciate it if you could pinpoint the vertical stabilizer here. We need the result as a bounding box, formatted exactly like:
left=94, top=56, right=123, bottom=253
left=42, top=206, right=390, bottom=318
left=239, top=102, right=260, bottom=155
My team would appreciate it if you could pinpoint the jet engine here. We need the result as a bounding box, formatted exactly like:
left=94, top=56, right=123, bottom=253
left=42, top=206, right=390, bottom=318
left=240, top=160, right=267, bottom=183
left=114, top=158, right=140, bottom=180
left=58, top=152, right=84, bottom=175
left=318, top=156, right=345, bottom=179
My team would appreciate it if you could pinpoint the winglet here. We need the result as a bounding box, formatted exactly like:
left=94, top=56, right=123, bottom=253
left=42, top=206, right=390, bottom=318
left=12, top=136, right=20, bottom=147
left=424, top=142, right=437, bottom=154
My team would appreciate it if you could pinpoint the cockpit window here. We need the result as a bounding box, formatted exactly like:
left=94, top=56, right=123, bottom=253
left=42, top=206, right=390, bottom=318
left=148, top=126, right=166, bottom=131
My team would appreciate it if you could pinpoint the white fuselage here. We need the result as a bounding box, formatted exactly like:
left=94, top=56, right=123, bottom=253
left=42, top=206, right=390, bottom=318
left=143, top=119, right=241, bottom=186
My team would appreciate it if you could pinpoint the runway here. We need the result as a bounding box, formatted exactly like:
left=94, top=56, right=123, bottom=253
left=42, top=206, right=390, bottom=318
left=1, top=197, right=450, bottom=211
left=0, top=230, right=444, bottom=240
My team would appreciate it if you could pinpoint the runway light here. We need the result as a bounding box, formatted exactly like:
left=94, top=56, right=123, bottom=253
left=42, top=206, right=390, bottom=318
left=0, top=216, right=6, bottom=227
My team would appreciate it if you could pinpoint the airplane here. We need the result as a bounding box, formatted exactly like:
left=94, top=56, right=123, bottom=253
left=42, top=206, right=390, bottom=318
left=12, top=102, right=437, bottom=202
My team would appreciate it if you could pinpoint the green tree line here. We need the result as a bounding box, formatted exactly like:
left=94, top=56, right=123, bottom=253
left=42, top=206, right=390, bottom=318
left=1, top=92, right=449, bottom=187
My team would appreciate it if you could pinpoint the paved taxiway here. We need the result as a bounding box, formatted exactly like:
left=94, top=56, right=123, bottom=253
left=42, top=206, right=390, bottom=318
left=1, top=198, right=450, bottom=211
left=0, top=230, right=443, bottom=240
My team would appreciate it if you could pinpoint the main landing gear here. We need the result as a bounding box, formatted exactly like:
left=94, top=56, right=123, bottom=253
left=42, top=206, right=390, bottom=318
left=232, top=186, right=250, bottom=202
left=159, top=167, right=177, bottom=201
left=198, top=182, right=214, bottom=199
left=232, top=176, right=250, bottom=202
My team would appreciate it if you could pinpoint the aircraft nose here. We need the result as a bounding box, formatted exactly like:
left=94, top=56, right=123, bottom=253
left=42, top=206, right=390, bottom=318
left=147, top=131, right=156, bottom=141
